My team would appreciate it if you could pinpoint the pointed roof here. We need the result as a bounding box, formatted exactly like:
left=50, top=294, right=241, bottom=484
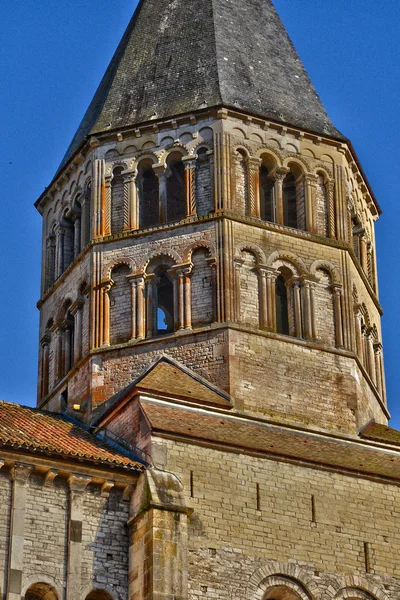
left=60, top=0, right=344, bottom=170
left=92, top=355, right=232, bottom=426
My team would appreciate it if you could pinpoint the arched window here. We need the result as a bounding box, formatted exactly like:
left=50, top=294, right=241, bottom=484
left=110, top=265, right=132, bottom=345
left=259, top=164, right=275, bottom=222
left=154, top=266, right=174, bottom=336
left=166, top=152, right=186, bottom=223
left=25, top=582, right=59, bottom=600
left=138, top=159, right=159, bottom=228
left=111, top=166, right=125, bottom=234
left=275, top=275, right=289, bottom=335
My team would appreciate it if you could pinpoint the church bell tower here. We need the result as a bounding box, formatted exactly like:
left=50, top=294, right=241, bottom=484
left=36, top=0, right=386, bottom=436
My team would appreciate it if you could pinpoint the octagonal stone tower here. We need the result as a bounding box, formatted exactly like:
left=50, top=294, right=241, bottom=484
left=36, top=0, right=386, bottom=435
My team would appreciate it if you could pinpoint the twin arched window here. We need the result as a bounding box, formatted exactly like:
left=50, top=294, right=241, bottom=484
left=259, top=160, right=305, bottom=230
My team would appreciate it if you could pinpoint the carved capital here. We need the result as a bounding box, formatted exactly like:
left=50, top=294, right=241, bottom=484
left=10, top=463, right=34, bottom=485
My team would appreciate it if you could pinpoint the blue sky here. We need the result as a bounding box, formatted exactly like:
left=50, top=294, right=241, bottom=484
left=1, top=1, right=399, bottom=427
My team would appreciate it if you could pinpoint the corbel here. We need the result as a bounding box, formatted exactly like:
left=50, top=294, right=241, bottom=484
left=134, top=129, right=141, bottom=138
left=43, top=469, right=58, bottom=487
left=100, top=480, right=115, bottom=498
left=122, top=484, right=135, bottom=503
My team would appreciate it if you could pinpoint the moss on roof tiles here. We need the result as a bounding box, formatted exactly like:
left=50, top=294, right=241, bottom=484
left=59, top=0, right=344, bottom=171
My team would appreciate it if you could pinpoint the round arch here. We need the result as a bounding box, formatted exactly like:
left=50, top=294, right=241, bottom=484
left=23, top=581, right=60, bottom=600
left=142, top=249, right=182, bottom=273
left=235, top=242, right=266, bottom=266
left=266, top=251, right=307, bottom=276
left=310, top=260, right=340, bottom=285
left=184, top=241, right=216, bottom=263
left=84, top=590, right=115, bottom=600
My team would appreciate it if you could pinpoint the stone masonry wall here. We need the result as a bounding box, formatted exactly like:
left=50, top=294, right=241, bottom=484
left=228, top=328, right=385, bottom=433
left=0, top=471, right=11, bottom=597
left=110, top=265, right=132, bottom=345
left=91, top=329, right=228, bottom=406
left=159, top=436, right=400, bottom=600
left=0, top=468, right=130, bottom=600
left=191, top=249, right=213, bottom=327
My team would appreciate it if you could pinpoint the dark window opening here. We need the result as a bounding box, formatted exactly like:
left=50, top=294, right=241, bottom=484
left=260, top=165, right=275, bottom=222
left=155, top=268, right=174, bottom=336
left=283, top=172, right=297, bottom=228
left=166, top=153, right=186, bottom=223
left=139, top=160, right=159, bottom=228
left=276, top=275, right=289, bottom=335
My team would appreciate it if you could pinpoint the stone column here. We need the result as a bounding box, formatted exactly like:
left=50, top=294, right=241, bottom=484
left=71, top=301, right=84, bottom=364
left=80, top=195, right=88, bottom=249
left=273, top=170, right=287, bottom=226
left=182, top=157, right=197, bottom=217
left=247, top=157, right=262, bottom=218
left=136, top=276, right=146, bottom=340
left=366, top=330, right=376, bottom=384
left=265, top=268, right=277, bottom=331
left=257, top=267, right=268, bottom=329
left=93, top=158, right=106, bottom=238
left=301, top=278, right=316, bottom=341
left=207, top=258, right=218, bottom=323
left=153, top=164, right=168, bottom=224
left=183, top=268, right=192, bottom=329
left=373, top=342, right=384, bottom=398
left=146, top=274, right=157, bottom=338
left=7, top=463, right=34, bottom=600
left=129, top=470, right=192, bottom=600
left=213, top=130, right=232, bottom=211
left=104, top=175, right=112, bottom=236
left=331, top=284, right=344, bottom=348
left=123, top=169, right=138, bottom=230
left=101, top=281, right=112, bottom=347
left=40, top=336, right=50, bottom=398
left=360, top=235, right=368, bottom=273
left=66, top=475, right=91, bottom=600
left=178, top=270, right=185, bottom=330
left=129, top=278, right=137, bottom=341
left=233, top=259, right=242, bottom=322
left=293, top=280, right=303, bottom=338
left=56, top=225, right=64, bottom=278
left=327, top=180, right=336, bottom=239
left=304, top=174, right=318, bottom=233
left=355, top=309, right=364, bottom=363
left=73, top=215, right=81, bottom=257
left=63, top=324, right=71, bottom=374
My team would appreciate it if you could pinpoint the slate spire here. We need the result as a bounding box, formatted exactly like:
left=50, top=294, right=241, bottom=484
left=61, top=0, right=343, bottom=169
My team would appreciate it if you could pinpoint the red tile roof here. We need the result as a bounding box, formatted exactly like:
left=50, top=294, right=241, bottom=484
left=140, top=400, right=400, bottom=482
left=360, top=422, right=400, bottom=446
left=0, top=401, right=145, bottom=471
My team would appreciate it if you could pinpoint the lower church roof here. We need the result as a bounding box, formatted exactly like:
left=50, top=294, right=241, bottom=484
left=0, top=401, right=145, bottom=471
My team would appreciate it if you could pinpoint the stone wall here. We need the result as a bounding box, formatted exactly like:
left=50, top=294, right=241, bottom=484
left=0, top=465, right=131, bottom=600
left=158, top=436, right=400, bottom=600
